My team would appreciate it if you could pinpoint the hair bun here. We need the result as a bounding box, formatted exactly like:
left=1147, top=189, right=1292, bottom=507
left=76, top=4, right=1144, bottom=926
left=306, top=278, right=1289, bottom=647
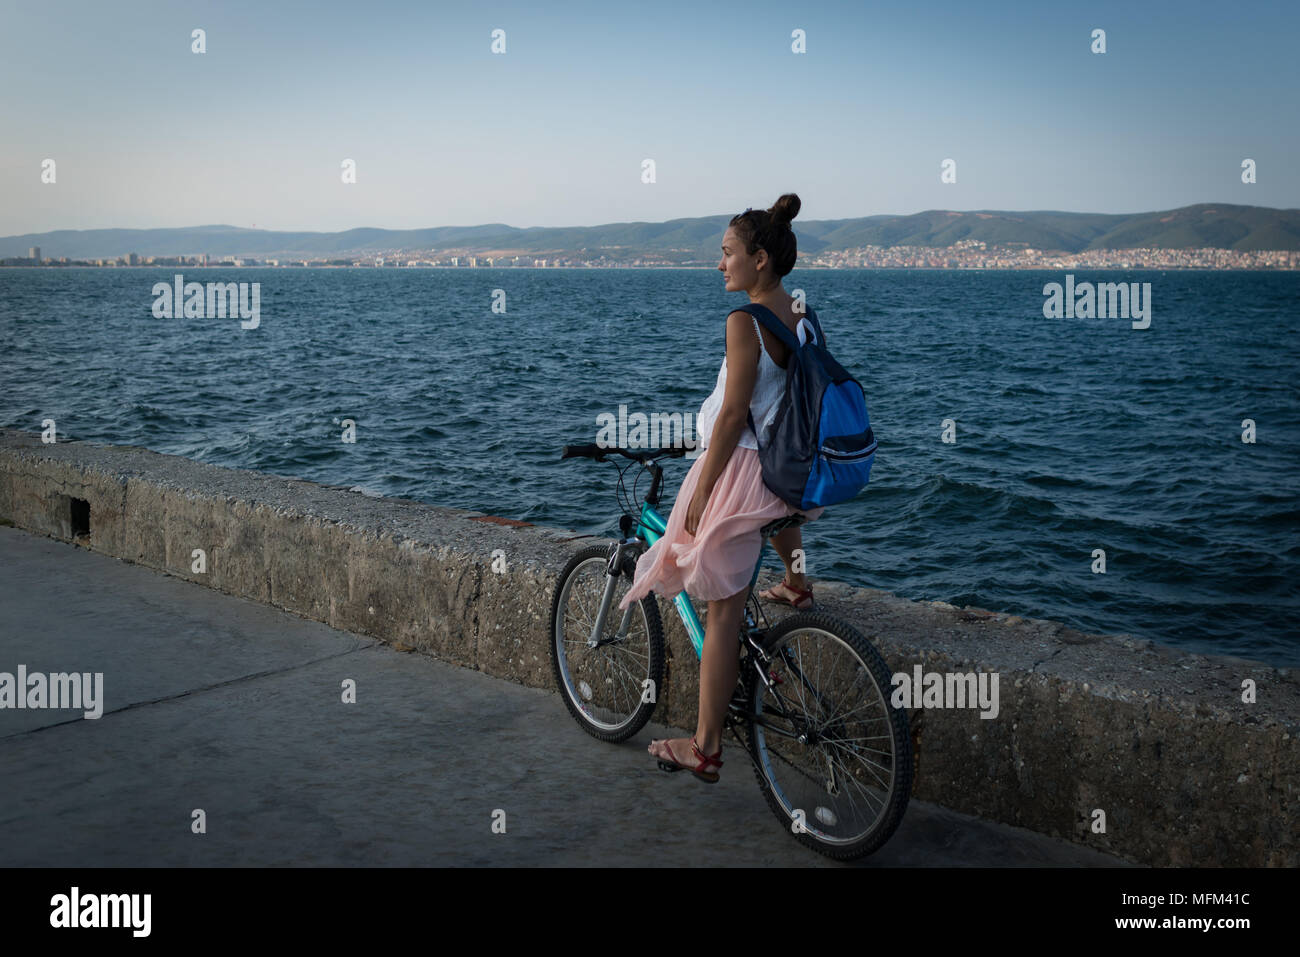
left=769, top=193, right=801, bottom=229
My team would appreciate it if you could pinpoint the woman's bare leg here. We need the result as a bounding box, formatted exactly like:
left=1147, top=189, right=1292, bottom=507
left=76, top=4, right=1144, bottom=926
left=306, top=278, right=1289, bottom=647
left=648, top=585, right=749, bottom=767
left=694, top=586, right=750, bottom=755
left=758, top=526, right=811, bottom=606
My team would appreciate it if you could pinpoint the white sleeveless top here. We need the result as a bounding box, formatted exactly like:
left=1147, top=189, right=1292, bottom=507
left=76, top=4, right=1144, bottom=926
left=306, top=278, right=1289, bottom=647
left=696, top=313, right=789, bottom=451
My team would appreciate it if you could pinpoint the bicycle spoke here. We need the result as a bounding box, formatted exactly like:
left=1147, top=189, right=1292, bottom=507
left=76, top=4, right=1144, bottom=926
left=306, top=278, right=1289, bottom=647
left=605, top=646, right=647, bottom=700
left=812, top=656, right=855, bottom=723
left=816, top=738, right=899, bottom=759
left=782, top=638, right=835, bottom=722
left=608, top=653, right=630, bottom=717
left=609, top=640, right=649, bottom=663
left=819, top=735, right=895, bottom=790
left=818, top=693, right=890, bottom=729
left=832, top=742, right=891, bottom=807
left=567, top=577, right=600, bottom=630
left=819, top=732, right=895, bottom=749
left=818, top=667, right=882, bottom=728
left=785, top=639, right=814, bottom=723
left=824, top=748, right=886, bottom=822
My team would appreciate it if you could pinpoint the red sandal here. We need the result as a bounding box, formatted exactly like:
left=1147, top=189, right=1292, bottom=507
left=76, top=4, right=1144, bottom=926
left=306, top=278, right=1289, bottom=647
left=759, top=579, right=814, bottom=610
left=654, top=736, right=723, bottom=784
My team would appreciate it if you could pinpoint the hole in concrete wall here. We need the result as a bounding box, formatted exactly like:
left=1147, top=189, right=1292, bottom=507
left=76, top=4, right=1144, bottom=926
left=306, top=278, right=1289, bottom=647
left=70, top=497, right=90, bottom=538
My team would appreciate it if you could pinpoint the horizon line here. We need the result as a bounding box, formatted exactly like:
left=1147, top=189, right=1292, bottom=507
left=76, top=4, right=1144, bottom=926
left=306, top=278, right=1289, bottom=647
left=6, top=201, right=1299, bottom=239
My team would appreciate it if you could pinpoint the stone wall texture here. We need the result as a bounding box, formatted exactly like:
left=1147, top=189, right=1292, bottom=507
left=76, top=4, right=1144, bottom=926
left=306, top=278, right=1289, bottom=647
left=1, top=427, right=1294, bottom=866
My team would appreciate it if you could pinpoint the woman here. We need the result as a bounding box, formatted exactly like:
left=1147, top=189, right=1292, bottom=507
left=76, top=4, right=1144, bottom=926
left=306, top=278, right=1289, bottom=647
left=615, top=192, right=824, bottom=782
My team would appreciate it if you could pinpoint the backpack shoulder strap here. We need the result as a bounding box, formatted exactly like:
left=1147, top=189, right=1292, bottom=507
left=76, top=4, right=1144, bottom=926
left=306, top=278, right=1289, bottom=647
left=804, top=306, right=825, bottom=347
left=732, top=303, right=800, bottom=353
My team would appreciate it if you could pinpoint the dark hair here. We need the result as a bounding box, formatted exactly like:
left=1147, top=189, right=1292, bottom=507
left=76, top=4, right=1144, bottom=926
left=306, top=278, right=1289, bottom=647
left=728, top=193, right=801, bottom=277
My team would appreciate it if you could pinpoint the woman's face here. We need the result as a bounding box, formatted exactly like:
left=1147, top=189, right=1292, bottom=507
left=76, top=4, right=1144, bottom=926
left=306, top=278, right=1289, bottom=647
left=718, top=226, right=767, bottom=293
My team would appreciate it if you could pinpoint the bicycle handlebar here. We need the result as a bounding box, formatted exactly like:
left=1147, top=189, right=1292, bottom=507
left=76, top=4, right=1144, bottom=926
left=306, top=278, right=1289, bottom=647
left=560, top=443, right=690, bottom=464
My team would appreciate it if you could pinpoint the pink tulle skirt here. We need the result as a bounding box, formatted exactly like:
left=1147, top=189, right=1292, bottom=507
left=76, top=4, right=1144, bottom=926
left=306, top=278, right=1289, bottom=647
left=617, top=445, right=824, bottom=608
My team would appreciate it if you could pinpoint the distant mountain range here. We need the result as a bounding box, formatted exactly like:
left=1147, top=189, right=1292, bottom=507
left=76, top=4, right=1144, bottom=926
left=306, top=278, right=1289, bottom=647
left=4, top=203, right=1297, bottom=261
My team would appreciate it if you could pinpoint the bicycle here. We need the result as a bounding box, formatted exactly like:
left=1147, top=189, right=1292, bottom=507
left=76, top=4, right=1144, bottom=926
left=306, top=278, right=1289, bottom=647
left=549, top=441, right=912, bottom=861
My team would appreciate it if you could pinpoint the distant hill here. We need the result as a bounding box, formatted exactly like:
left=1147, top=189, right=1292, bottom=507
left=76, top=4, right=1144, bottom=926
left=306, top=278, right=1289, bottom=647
left=797, top=204, right=1300, bottom=254
left=4, top=203, right=1297, bottom=261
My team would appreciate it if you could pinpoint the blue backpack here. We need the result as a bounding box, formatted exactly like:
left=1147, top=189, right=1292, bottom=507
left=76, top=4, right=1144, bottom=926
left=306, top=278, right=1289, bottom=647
left=733, top=303, right=877, bottom=510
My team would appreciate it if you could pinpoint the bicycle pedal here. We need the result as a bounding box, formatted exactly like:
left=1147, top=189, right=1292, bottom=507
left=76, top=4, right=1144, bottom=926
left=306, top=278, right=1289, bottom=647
left=657, top=760, right=686, bottom=773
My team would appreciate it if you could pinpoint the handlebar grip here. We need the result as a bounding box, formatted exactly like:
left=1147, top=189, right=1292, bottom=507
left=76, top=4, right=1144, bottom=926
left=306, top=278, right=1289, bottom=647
left=561, top=443, right=606, bottom=460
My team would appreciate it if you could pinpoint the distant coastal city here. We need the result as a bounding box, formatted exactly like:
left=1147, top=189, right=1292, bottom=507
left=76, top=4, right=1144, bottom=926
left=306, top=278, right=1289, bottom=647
left=2, top=239, right=1296, bottom=270
left=6, top=204, right=1298, bottom=270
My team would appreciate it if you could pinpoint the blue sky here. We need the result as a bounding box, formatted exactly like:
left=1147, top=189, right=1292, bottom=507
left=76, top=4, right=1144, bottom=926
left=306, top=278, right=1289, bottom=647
left=1, top=0, right=1296, bottom=234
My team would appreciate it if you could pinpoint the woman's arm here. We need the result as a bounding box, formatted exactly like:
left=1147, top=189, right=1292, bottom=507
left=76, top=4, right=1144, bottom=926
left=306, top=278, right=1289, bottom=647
left=685, top=311, right=759, bottom=535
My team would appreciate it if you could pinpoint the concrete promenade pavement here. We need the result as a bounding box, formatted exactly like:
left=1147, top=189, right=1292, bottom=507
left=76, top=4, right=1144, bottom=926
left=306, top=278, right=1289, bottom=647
left=0, top=525, right=1131, bottom=867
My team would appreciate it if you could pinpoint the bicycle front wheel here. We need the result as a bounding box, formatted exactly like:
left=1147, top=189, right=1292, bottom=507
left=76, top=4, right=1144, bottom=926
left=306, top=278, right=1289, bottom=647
left=549, top=542, right=664, bottom=742
left=745, top=611, right=912, bottom=860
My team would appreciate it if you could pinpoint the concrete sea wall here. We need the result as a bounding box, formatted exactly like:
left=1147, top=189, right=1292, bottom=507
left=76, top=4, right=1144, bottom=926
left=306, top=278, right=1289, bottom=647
left=1, top=427, right=1295, bottom=866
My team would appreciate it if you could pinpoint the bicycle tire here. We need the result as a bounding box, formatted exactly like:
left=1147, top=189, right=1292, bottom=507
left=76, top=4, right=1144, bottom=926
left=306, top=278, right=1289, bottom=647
left=744, top=610, right=912, bottom=860
left=549, top=542, right=665, bottom=742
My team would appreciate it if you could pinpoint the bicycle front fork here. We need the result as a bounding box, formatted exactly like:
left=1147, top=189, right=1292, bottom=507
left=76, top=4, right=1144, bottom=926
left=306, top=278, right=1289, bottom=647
left=586, top=536, right=642, bottom=649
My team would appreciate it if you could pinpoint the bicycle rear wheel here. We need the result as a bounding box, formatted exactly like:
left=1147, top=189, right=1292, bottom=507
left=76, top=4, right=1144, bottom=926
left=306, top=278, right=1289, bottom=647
left=745, top=611, right=911, bottom=860
left=549, top=543, right=664, bottom=742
